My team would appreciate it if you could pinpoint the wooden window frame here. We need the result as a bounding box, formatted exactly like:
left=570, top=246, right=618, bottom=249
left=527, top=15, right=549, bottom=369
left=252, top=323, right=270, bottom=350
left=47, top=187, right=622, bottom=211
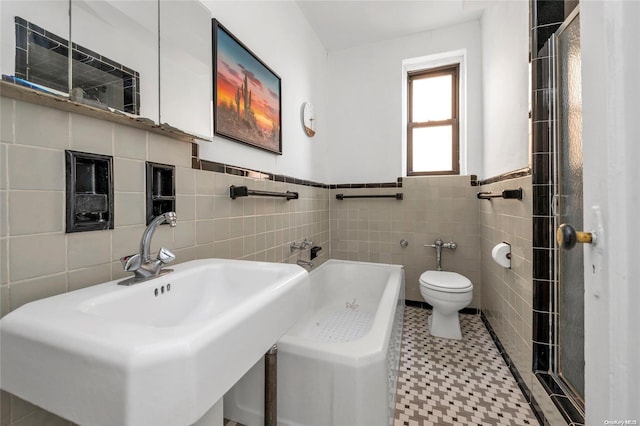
left=407, top=64, right=460, bottom=176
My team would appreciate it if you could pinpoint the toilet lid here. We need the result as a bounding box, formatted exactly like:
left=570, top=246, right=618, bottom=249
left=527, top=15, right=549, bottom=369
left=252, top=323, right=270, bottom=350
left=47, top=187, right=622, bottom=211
left=419, top=270, right=473, bottom=293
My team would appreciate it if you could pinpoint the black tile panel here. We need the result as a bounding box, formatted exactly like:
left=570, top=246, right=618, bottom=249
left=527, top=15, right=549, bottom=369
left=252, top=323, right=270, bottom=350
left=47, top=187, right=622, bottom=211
left=535, top=24, right=562, bottom=55
left=533, top=216, right=552, bottom=248
left=532, top=184, right=552, bottom=216
left=532, top=57, right=551, bottom=91
left=533, top=342, right=552, bottom=371
left=532, top=120, right=551, bottom=153
left=533, top=280, right=554, bottom=312
left=532, top=89, right=551, bottom=122
left=534, top=0, right=565, bottom=27
left=532, top=153, right=551, bottom=185
left=532, top=311, right=552, bottom=343
left=535, top=372, right=565, bottom=395
left=533, top=248, right=553, bottom=281
left=551, top=395, right=585, bottom=425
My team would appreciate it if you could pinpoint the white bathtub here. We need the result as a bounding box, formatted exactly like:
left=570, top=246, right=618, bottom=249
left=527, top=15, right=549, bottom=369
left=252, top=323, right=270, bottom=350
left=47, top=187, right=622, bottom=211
left=224, top=259, right=405, bottom=426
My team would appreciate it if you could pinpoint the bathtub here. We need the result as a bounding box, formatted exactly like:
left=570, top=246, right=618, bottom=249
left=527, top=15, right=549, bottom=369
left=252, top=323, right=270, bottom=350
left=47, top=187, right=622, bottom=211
left=224, top=259, right=405, bottom=426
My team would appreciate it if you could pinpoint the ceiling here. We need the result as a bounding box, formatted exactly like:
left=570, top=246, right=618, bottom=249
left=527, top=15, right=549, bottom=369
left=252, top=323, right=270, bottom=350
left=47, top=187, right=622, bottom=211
left=296, top=0, right=487, bottom=52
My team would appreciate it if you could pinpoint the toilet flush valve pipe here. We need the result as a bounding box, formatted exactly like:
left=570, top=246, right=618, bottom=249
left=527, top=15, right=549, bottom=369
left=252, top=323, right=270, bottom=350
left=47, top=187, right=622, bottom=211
left=424, top=239, right=457, bottom=271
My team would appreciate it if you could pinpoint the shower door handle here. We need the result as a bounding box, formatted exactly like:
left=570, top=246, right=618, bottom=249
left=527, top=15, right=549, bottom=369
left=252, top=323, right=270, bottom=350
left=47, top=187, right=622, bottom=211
left=556, top=223, right=594, bottom=250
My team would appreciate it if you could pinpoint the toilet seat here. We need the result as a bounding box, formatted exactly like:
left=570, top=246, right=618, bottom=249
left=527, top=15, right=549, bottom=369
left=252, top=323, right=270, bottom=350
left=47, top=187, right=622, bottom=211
left=419, top=271, right=472, bottom=293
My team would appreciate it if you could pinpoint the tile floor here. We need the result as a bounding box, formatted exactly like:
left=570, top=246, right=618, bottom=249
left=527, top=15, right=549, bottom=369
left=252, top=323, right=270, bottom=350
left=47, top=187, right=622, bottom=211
left=394, top=307, right=538, bottom=425
left=225, top=306, right=539, bottom=426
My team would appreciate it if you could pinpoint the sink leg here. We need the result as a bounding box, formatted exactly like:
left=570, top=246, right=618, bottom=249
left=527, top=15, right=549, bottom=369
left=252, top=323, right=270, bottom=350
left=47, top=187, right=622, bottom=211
left=265, top=344, right=278, bottom=426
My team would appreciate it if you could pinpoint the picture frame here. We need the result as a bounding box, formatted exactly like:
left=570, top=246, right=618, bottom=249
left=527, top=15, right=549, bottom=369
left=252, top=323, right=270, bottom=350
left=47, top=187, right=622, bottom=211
left=213, top=19, right=282, bottom=154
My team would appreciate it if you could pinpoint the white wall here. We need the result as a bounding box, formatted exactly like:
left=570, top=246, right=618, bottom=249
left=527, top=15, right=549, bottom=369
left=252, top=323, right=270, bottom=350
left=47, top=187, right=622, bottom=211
left=326, top=20, right=483, bottom=184
left=0, top=1, right=69, bottom=80
left=480, top=1, right=529, bottom=178
left=199, top=1, right=329, bottom=184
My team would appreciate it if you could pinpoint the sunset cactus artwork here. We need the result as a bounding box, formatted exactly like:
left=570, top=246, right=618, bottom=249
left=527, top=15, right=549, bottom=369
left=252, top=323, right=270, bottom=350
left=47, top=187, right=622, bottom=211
left=214, top=21, right=282, bottom=154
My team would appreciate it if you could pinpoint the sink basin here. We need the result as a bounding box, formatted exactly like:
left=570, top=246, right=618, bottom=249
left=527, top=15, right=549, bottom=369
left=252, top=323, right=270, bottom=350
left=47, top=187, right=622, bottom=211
left=0, top=259, right=310, bottom=426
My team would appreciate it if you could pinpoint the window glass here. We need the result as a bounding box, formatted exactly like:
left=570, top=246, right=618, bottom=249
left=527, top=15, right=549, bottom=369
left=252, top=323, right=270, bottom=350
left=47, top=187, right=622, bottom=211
left=411, top=126, right=453, bottom=172
left=407, top=64, right=459, bottom=175
left=411, top=74, right=452, bottom=122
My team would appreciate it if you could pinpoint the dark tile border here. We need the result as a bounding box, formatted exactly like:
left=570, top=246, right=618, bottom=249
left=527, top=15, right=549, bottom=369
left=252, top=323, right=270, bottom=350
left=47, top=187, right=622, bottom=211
left=477, top=167, right=532, bottom=186
left=481, top=312, right=545, bottom=426
left=193, top=149, right=480, bottom=190
left=194, top=157, right=330, bottom=189
left=404, top=300, right=480, bottom=317
left=535, top=372, right=585, bottom=425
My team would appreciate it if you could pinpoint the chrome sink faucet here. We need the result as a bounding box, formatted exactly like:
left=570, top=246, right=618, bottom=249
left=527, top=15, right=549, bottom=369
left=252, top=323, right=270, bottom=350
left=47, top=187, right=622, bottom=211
left=119, top=212, right=177, bottom=285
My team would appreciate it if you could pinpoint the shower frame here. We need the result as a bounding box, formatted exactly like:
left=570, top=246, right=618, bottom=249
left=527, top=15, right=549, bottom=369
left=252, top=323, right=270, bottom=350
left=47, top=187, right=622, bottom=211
left=530, top=3, right=585, bottom=424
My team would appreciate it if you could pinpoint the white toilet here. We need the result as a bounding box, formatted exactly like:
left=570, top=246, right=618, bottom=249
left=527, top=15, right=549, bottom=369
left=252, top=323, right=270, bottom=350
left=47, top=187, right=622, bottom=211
left=419, top=270, right=473, bottom=340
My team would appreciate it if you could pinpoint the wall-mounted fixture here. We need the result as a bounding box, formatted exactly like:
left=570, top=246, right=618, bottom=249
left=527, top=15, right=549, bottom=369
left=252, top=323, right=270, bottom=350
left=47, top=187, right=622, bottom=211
left=146, top=162, right=175, bottom=225
left=310, top=246, right=322, bottom=260
left=65, top=150, right=114, bottom=232
left=229, top=185, right=298, bottom=200
left=476, top=188, right=523, bottom=200
left=290, top=238, right=313, bottom=252
left=335, top=193, right=403, bottom=200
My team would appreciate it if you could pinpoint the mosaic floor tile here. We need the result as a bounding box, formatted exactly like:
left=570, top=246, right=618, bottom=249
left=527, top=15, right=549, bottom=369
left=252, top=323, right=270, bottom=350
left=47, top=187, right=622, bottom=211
left=393, top=307, right=539, bottom=426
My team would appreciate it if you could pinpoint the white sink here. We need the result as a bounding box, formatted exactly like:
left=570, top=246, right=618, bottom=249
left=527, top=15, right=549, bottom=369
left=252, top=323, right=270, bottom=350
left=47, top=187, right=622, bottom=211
left=0, top=259, right=310, bottom=426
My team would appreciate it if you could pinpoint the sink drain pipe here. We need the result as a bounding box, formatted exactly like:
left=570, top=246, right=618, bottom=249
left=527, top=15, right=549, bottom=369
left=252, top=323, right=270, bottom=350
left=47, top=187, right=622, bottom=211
left=265, top=344, right=278, bottom=426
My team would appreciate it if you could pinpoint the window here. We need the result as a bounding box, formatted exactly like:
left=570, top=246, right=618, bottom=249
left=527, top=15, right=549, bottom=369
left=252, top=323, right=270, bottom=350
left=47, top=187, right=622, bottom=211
left=407, top=64, right=459, bottom=175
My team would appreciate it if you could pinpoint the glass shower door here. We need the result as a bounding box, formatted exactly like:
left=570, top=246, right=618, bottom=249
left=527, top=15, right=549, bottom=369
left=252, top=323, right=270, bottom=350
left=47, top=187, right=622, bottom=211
left=553, top=12, right=584, bottom=403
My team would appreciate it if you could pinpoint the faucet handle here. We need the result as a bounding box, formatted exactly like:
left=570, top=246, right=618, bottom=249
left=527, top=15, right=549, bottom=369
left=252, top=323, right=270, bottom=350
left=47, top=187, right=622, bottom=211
left=301, top=238, right=313, bottom=248
left=157, top=247, right=176, bottom=265
left=121, top=253, right=141, bottom=271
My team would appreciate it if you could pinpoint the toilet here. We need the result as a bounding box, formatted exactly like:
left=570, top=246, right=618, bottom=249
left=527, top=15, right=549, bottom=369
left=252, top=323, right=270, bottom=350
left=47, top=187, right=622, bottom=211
left=419, top=270, right=473, bottom=340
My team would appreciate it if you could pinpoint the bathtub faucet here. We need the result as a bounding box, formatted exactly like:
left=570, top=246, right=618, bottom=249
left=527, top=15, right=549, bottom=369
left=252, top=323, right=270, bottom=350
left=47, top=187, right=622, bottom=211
left=296, top=259, right=314, bottom=268
left=290, top=238, right=313, bottom=251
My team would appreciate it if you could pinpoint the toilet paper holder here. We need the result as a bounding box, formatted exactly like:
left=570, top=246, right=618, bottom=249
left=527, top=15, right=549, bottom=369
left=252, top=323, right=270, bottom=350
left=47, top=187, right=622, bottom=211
left=491, top=242, right=512, bottom=269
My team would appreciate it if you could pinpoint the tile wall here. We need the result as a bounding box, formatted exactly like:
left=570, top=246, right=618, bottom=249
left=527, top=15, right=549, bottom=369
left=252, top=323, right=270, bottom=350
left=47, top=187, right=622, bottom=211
left=0, top=96, right=329, bottom=426
left=1, top=92, right=564, bottom=425
left=479, top=176, right=533, bottom=392
left=330, top=175, right=481, bottom=305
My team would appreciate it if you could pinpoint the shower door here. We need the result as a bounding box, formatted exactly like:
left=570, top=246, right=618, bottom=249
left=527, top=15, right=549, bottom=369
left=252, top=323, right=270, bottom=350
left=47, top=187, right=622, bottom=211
left=553, top=11, right=584, bottom=403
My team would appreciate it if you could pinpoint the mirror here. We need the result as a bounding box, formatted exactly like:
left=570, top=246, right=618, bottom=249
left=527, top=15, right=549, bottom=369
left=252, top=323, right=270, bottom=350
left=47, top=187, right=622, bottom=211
left=2, top=0, right=215, bottom=138
left=70, top=0, right=159, bottom=123
left=0, top=0, right=70, bottom=94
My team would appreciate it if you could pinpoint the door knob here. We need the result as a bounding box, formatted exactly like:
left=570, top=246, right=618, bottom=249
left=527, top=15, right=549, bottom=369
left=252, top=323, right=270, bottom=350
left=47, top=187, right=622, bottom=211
left=556, top=223, right=594, bottom=250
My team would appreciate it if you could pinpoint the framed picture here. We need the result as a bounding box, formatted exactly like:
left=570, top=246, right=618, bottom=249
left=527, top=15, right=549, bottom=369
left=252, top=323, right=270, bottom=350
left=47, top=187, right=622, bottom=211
left=213, top=19, right=282, bottom=154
